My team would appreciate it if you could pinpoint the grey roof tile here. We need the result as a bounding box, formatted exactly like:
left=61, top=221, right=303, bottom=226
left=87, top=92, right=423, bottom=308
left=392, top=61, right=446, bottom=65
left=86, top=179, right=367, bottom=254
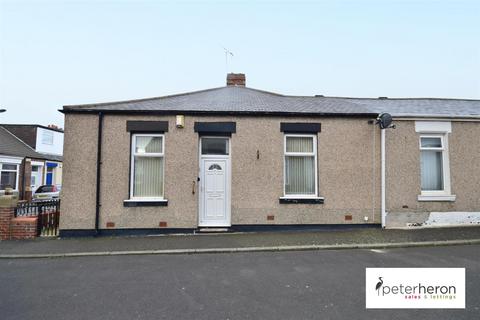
left=328, top=97, right=480, bottom=117
left=0, top=126, right=42, bottom=159
left=62, top=86, right=480, bottom=118
left=63, top=86, right=373, bottom=115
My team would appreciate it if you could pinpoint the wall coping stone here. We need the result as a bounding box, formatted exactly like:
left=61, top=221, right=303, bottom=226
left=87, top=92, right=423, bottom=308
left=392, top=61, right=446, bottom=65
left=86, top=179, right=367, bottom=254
left=12, top=217, right=37, bottom=223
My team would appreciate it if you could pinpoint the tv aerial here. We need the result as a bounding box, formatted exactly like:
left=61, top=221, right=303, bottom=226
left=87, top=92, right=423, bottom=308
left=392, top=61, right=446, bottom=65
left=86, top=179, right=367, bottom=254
left=223, top=47, right=234, bottom=73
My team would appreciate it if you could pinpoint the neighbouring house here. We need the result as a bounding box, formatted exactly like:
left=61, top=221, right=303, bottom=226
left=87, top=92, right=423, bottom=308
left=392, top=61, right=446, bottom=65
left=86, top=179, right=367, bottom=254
left=59, top=73, right=480, bottom=236
left=0, top=124, right=63, bottom=199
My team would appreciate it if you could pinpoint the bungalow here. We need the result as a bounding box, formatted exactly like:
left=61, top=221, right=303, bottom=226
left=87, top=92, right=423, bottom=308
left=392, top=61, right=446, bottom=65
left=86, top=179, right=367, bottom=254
left=59, top=74, right=480, bottom=236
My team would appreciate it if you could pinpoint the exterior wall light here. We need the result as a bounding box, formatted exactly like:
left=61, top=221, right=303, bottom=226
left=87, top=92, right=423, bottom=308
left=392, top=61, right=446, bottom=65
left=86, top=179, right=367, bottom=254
left=176, top=115, right=185, bottom=128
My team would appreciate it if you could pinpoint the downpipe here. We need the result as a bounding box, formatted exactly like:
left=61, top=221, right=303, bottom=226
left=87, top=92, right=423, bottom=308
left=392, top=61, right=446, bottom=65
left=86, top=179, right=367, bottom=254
left=376, top=113, right=395, bottom=229
left=95, top=112, right=104, bottom=235
left=381, top=129, right=386, bottom=228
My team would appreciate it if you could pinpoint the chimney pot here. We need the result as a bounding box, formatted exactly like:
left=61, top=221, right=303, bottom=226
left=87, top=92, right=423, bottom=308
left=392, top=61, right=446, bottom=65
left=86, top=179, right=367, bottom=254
left=226, top=73, right=246, bottom=87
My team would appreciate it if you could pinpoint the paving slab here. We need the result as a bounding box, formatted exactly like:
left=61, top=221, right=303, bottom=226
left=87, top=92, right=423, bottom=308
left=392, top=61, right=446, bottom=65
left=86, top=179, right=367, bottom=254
left=1, top=226, right=479, bottom=256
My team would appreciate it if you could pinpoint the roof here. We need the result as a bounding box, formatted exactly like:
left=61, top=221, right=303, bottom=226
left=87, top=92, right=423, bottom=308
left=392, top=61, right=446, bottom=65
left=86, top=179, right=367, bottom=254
left=0, top=126, right=62, bottom=161
left=62, top=86, right=480, bottom=118
left=62, top=86, right=375, bottom=117
left=0, top=124, right=64, bottom=133
left=328, top=97, right=480, bottom=118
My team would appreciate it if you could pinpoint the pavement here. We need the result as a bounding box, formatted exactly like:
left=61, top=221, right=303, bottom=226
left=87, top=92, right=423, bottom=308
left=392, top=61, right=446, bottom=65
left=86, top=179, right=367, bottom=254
left=1, top=245, right=479, bottom=320
left=1, top=226, right=480, bottom=258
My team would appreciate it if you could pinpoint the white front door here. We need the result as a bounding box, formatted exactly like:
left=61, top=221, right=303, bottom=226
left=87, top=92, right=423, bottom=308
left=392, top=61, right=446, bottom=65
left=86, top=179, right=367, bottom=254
left=30, top=164, right=44, bottom=193
left=199, top=137, right=231, bottom=227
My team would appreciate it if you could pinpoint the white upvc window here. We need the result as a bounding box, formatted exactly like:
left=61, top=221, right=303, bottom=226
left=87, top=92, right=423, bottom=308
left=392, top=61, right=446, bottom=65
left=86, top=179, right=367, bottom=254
left=129, top=134, right=165, bottom=200
left=418, top=134, right=454, bottom=201
left=0, top=163, right=19, bottom=191
left=283, top=134, right=318, bottom=198
left=415, top=121, right=455, bottom=202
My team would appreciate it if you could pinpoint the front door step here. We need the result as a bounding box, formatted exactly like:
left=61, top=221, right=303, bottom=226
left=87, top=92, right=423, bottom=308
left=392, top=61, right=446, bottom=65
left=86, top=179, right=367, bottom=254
left=197, top=228, right=230, bottom=233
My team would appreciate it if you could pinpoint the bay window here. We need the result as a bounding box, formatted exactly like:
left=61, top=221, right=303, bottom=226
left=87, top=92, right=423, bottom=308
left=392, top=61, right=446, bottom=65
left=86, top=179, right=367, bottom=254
left=130, top=134, right=165, bottom=199
left=283, top=134, right=318, bottom=197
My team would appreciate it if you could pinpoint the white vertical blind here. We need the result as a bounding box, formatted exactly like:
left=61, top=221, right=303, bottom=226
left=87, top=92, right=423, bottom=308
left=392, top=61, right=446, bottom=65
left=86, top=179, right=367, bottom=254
left=135, top=136, right=163, bottom=153
left=285, top=136, right=316, bottom=196
left=285, top=156, right=315, bottom=194
left=421, top=151, right=443, bottom=190
left=134, top=157, right=164, bottom=197
left=286, top=137, right=313, bottom=153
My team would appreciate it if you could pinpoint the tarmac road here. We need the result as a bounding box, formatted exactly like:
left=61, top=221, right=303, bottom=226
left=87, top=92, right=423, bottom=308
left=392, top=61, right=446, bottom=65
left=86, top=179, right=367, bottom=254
left=1, top=245, right=479, bottom=320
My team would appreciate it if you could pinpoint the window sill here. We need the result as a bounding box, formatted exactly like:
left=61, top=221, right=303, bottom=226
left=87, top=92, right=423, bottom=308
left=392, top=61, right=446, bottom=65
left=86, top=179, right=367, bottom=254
left=123, top=199, right=168, bottom=207
left=279, top=197, right=324, bottom=204
left=417, top=195, right=456, bottom=202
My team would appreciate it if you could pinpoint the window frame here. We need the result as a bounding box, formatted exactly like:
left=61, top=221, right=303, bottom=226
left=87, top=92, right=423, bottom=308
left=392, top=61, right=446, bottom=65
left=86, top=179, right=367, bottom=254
left=283, top=134, right=318, bottom=198
left=0, top=162, right=19, bottom=191
left=41, top=130, right=54, bottom=145
left=418, top=133, right=453, bottom=199
left=129, top=133, right=165, bottom=201
left=200, top=136, right=230, bottom=156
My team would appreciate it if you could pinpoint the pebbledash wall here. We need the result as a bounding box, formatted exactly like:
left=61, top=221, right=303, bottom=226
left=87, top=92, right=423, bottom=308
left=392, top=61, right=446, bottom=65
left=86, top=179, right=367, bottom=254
left=385, top=120, right=480, bottom=227
left=60, top=113, right=382, bottom=233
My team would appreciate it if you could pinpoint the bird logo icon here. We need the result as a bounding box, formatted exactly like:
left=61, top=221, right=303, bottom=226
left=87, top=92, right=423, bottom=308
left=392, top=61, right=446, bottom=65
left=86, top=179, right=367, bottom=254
left=375, top=277, right=383, bottom=295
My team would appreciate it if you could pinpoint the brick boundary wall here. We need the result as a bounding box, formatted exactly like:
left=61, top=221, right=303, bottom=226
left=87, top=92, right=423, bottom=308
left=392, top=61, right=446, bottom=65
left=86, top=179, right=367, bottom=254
left=0, top=206, right=13, bottom=240
left=9, top=217, right=38, bottom=240
left=0, top=195, right=38, bottom=240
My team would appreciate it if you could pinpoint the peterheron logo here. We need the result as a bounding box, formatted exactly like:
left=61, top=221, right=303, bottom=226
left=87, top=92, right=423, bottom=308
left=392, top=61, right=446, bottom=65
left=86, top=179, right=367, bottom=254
left=366, top=268, right=465, bottom=309
left=375, top=277, right=384, bottom=295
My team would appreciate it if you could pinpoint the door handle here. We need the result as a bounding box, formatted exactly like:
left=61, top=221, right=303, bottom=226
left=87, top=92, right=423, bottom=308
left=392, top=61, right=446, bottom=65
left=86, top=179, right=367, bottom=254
left=192, top=180, right=196, bottom=195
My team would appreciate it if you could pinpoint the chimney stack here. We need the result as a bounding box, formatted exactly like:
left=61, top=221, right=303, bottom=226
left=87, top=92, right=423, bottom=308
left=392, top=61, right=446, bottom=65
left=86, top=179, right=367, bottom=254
left=226, top=73, right=246, bottom=87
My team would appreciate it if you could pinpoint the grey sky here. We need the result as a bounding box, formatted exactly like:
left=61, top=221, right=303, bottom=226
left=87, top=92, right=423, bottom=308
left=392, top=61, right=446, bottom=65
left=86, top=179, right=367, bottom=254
left=1, top=0, right=479, bottom=127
